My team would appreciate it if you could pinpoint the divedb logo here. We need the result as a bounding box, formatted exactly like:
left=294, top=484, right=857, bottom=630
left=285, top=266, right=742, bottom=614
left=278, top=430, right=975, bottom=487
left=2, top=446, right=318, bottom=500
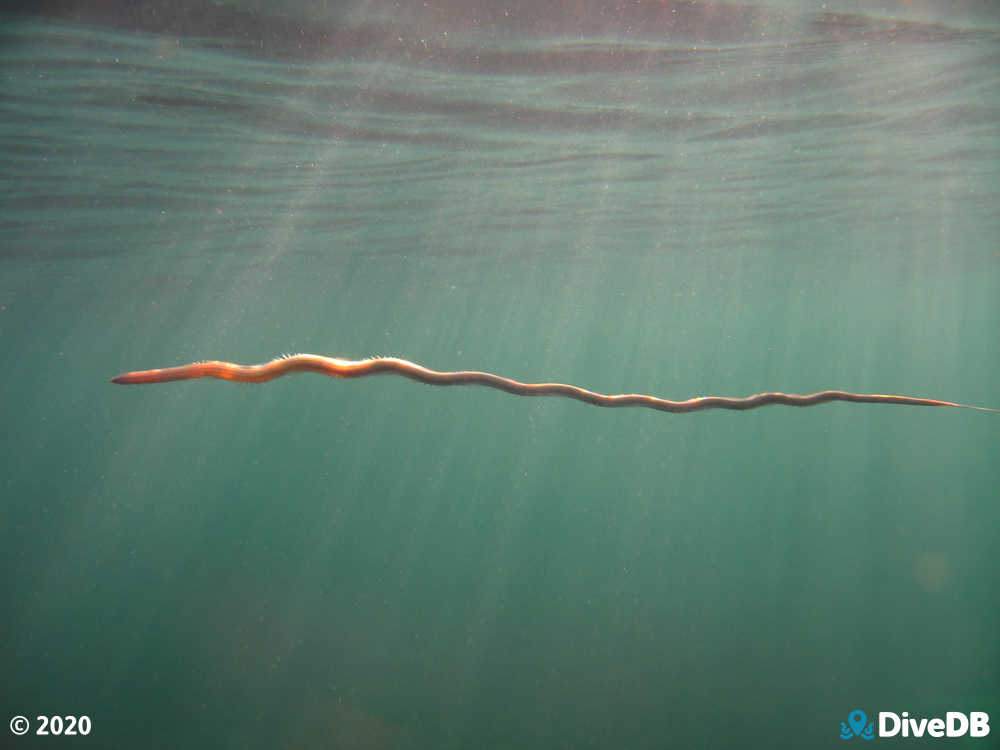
left=840, top=709, right=990, bottom=740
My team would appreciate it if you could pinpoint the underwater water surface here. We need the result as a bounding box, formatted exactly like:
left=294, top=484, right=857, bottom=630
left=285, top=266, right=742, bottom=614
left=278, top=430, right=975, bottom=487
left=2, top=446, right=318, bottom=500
left=2, top=1, right=999, bottom=748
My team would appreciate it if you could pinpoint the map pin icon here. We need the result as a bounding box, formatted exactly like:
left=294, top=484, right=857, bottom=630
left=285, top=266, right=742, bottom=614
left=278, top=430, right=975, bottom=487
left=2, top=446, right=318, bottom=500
left=849, top=710, right=868, bottom=737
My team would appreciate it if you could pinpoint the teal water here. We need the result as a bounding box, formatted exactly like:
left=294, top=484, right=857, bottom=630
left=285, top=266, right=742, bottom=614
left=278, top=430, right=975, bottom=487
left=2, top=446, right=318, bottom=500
left=2, top=3, right=999, bottom=748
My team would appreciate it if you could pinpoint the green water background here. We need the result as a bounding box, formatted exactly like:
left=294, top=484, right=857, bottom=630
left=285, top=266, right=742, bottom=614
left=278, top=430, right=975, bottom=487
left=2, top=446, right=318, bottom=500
left=2, top=2, right=999, bottom=748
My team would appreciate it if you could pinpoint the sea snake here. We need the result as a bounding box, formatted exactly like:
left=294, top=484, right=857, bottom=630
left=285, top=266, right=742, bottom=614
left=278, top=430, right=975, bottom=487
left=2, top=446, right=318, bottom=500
left=110, top=354, right=998, bottom=414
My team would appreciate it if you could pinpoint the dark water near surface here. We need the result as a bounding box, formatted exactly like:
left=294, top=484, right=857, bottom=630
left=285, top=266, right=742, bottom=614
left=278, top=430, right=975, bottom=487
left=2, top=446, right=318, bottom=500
left=2, top=2, right=999, bottom=748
